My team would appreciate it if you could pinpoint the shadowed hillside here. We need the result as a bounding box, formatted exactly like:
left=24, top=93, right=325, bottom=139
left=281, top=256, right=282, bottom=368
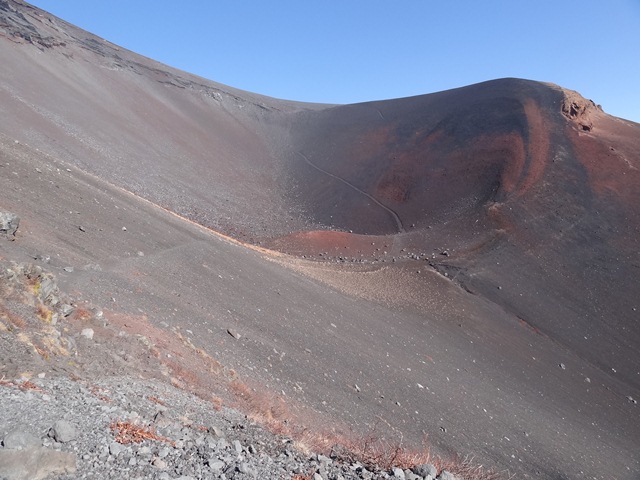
left=1, top=1, right=639, bottom=479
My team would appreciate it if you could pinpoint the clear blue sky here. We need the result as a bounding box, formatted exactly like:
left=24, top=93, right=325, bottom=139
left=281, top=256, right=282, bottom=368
left=29, top=1, right=640, bottom=122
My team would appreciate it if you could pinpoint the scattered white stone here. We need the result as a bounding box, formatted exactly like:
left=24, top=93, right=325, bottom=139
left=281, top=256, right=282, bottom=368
left=81, top=328, right=94, bottom=340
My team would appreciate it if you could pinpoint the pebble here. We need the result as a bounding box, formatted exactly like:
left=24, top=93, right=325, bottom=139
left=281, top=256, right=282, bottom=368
left=81, top=328, right=95, bottom=340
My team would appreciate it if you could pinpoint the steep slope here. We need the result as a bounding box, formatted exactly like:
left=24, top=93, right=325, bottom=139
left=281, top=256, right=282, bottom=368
left=0, top=0, right=328, bottom=241
left=1, top=2, right=639, bottom=480
left=278, top=78, right=640, bottom=392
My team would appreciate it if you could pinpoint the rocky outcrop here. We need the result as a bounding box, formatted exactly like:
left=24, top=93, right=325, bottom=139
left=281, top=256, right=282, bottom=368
left=561, top=89, right=602, bottom=132
left=0, top=211, right=19, bottom=239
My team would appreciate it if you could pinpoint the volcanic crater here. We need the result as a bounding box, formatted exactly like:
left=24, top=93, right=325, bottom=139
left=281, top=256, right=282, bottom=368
left=1, top=2, right=639, bottom=479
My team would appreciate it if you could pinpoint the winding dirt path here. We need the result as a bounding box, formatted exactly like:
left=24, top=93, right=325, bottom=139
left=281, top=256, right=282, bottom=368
left=296, top=151, right=406, bottom=233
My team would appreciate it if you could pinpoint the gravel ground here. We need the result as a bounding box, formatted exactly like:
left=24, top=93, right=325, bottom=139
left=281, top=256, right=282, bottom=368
left=0, top=261, right=464, bottom=480
left=0, top=375, right=454, bottom=480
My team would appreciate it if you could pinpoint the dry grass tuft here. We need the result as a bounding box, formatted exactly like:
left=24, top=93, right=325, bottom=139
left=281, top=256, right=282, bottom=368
left=230, top=380, right=289, bottom=428
left=17, top=379, right=44, bottom=392
left=88, top=385, right=112, bottom=403
left=435, top=455, right=506, bottom=480
left=209, top=394, right=223, bottom=411
left=164, top=358, right=200, bottom=388
left=110, top=420, right=175, bottom=446
left=0, top=376, right=14, bottom=388
left=36, top=303, right=52, bottom=323
left=33, top=342, right=50, bottom=360
left=0, top=304, right=26, bottom=329
left=291, top=471, right=315, bottom=480
left=221, top=398, right=504, bottom=480
left=70, top=306, right=93, bottom=322
left=148, top=396, right=167, bottom=406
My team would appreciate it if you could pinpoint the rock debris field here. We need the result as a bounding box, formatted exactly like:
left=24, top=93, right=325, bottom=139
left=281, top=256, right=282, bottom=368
left=0, top=222, right=477, bottom=480
left=0, top=375, right=459, bottom=480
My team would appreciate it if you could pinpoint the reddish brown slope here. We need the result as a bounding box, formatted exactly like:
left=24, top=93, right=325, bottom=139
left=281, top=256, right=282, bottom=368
left=275, top=79, right=640, bottom=391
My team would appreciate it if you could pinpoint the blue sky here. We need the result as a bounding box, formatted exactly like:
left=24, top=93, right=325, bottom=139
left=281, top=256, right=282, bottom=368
left=29, top=1, right=640, bottom=122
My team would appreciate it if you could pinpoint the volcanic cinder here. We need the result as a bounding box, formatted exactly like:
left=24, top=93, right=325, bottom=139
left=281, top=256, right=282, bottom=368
left=1, top=2, right=639, bottom=479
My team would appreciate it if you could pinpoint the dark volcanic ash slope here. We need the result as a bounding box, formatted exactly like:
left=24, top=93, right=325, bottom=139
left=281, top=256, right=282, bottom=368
left=1, top=2, right=640, bottom=480
left=280, top=78, right=640, bottom=392
left=275, top=82, right=640, bottom=478
left=0, top=0, right=329, bottom=241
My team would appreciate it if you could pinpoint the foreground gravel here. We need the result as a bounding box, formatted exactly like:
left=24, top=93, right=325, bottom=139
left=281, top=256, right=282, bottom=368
left=0, top=375, right=457, bottom=480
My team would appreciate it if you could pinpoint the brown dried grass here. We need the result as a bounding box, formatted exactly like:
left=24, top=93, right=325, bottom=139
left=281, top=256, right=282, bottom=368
left=70, top=306, right=93, bottom=322
left=17, top=380, right=44, bottom=392
left=230, top=380, right=289, bottom=427
left=36, top=303, right=52, bottom=322
left=209, top=394, right=223, bottom=411
left=225, top=381, right=504, bottom=479
left=148, top=396, right=167, bottom=406
left=33, top=342, right=50, bottom=360
left=0, top=304, right=26, bottom=329
left=110, top=420, right=175, bottom=446
left=435, top=455, right=507, bottom=480
left=164, top=358, right=200, bottom=388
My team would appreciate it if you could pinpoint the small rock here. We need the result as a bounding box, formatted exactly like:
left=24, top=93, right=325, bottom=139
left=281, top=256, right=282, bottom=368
left=152, top=457, right=167, bottom=469
left=438, top=471, right=460, bottom=480
left=83, top=263, right=102, bottom=272
left=138, top=446, right=152, bottom=457
left=559, top=363, right=566, bottom=370
left=109, top=442, right=124, bottom=457
left=63, top=267, right=74, bottom=273
left=413, top=464, right=438, bottom=478
left=0, top=211, right=20, bottom=238
left=78, top=226, right=86, bottom=232
left=208, top=460, right=225, bottom=472
left=233, top=439, right=242, bottom=453
left=81, top=328, right=94, bottom=340
left=49, top=420, right=78, bottom=443
left=238, top=462, right=256, bottom=476
left=60, top=304, right=75, bottom=317
left=2, top=429, right=41, bottom=449
left=227, top=328, right=241, bottom=340
left=392, top=467, right=406, bottom=479
left=122, top=226, right=127, bottom=231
